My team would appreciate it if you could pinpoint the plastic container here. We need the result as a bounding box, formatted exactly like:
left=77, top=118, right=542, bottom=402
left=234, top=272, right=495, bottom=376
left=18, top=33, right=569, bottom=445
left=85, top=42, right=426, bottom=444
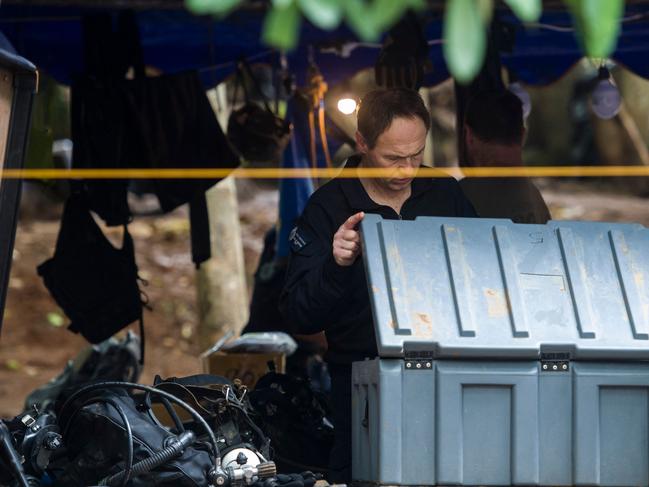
left=352, top=215, right=649, bottom=486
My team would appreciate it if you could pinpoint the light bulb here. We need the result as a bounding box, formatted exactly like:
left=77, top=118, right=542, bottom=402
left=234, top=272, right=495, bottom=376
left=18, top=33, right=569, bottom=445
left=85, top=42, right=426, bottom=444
left=591, top=77, right=621, bottom=120
left=509, top=82, right=532, bottom=119
left=337, top=98, right=357, bottom=115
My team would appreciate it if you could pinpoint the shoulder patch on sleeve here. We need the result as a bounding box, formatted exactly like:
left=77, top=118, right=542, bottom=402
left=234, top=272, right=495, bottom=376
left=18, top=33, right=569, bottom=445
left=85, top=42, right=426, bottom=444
left=289, top=226, right=312, bottom=253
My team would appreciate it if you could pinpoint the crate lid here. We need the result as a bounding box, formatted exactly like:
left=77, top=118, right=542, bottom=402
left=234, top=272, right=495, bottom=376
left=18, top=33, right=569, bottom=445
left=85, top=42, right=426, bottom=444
left=360, top=214, right=649, bottom=360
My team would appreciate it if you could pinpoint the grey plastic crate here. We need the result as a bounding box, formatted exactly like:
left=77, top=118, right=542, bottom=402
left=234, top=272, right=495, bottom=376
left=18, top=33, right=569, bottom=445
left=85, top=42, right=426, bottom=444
left=352, top=359, right=649, bottom=486
left=352, top=215, right=649, bottom=486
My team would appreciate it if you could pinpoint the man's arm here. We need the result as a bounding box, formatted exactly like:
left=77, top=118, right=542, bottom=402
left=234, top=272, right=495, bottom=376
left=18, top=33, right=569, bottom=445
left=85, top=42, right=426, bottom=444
left=279, top=204, right=358, bottom=335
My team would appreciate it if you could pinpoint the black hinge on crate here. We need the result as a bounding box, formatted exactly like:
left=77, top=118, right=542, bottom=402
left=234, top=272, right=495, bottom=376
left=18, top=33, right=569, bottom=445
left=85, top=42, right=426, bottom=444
left=540, top=351, right=570, bottom=372
left=403, top=343, right=435, bottom=370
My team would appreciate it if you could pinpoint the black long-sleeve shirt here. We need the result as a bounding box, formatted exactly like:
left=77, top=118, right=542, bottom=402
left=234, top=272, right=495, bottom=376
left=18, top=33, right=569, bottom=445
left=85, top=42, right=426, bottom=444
left=279, top=157, right=477, bottom=364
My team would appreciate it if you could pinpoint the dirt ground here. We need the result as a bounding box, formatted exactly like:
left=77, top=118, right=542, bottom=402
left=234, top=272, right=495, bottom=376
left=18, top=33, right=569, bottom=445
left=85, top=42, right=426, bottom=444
left=0, top=179, right=278, bottom=417
left=0, top=178, right=648, bottom=417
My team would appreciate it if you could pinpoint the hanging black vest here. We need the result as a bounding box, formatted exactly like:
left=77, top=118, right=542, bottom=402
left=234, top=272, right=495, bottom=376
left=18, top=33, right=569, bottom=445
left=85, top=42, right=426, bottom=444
left=37, top=195, right=146, bottom=361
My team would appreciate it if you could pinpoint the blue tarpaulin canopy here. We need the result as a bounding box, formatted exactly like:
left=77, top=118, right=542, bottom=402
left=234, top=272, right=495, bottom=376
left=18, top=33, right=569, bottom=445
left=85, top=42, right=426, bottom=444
left=4, top=1, right=649, bottom=264
left=2, top=2, right=649, bottom=88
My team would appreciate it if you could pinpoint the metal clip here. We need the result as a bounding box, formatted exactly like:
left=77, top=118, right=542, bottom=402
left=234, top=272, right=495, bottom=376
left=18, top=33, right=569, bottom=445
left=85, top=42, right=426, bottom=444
left=222, top=385, right=231, bottom=404
left=21, top=414, right=39, bottom=431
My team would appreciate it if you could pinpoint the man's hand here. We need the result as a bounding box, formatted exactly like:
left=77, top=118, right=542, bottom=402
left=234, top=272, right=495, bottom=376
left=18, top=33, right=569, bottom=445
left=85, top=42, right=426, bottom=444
left=333, top=212, right=365, bottom=266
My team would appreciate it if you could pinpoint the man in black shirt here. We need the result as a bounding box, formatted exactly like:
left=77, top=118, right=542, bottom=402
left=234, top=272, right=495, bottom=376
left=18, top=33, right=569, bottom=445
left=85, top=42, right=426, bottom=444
left=459, top=89, right=552, bottom=224
left=279, top=88, right=476, bottom=482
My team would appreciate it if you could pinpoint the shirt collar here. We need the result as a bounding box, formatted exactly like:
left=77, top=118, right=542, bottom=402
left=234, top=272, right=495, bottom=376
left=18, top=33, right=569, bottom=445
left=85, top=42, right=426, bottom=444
left=339, top=155, right=436, bottom=211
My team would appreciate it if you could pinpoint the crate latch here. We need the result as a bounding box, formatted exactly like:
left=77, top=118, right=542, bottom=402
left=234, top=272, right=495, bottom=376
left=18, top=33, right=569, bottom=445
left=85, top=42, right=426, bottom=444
left=404, top=350, right=434, bottom=370
left=540, top=352, right=570, bottom=372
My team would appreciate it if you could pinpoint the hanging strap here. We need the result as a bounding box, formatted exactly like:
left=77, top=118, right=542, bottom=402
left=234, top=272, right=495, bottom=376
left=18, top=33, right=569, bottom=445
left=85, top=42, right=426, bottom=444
left=137, top=316, right=145, bottom=365
left=304, top=60, right=333, bottom=177
left=274, top=62, right=281, bottom=115
left=318, top=100, right=332, bottom=169
left=119, top=14, right=145, bottom=367
left=117, top=11, right=146, bottom=79
left=307, top=103, right=332, bottom=177
left=308, top=109, right=317, bottom=171
left=304, top=68, right=333, bottom=179
left=232, top=62, right=250, bottom=107
left=189, top=193, right=212, bottom=269
left=123, top=224, right=147, bottom=366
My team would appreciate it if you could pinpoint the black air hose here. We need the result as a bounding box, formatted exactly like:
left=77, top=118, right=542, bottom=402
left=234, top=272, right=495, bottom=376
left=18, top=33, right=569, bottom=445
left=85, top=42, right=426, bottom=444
left=0, top=421, right=30, bottom=487
left=101, top=431, right=196, bottom=486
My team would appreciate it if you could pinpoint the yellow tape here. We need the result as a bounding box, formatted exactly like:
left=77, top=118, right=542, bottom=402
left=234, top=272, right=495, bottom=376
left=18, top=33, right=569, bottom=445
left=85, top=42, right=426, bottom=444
left=1, top=166, right=649, bottom=179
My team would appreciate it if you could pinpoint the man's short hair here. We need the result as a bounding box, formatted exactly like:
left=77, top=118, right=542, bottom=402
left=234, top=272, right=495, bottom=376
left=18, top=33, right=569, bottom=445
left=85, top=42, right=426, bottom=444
left=357, top=88, right=431, bottom=148
left=464, top=90, right=524, bottom=146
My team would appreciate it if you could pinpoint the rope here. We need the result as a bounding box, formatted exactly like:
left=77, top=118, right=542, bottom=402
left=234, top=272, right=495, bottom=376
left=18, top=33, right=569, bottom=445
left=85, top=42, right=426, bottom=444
left=3, top=165, right=649, bottom=179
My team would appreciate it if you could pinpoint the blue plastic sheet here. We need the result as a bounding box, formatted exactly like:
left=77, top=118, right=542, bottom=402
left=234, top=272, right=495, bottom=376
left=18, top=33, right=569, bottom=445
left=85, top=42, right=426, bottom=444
left=2, top=5, right=649, bottom=88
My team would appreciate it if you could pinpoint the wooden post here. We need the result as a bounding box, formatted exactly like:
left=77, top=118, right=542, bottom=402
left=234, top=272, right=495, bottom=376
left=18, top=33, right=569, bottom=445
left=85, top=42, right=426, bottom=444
left=196, top=83, right=248, bottom=351
left=196, top=176, right=249, bottom=351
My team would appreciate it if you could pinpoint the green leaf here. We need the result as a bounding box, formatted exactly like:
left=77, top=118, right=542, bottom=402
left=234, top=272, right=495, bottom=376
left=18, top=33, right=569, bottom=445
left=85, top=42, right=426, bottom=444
left=504, top=0, right=541, bottom=22
left=565, top=0, right=623, bottom=58
left=344, top=0, right=425, bottom=41
left=5, top=359, right=20, bottom=371
left=478, top=0, right=494, bottom=25
left=298, top=0, right=343, bottom=30
left=262, top=0, right=302, bottom=51
left=47, top=312, right=64, bottom=327
left=185, top=0, right=242, bottom=15
left=581, top=0, right=623, bottom=57
left=444, top=0, right=487, bottom=84
left=344, top=0, right=381, bottom=41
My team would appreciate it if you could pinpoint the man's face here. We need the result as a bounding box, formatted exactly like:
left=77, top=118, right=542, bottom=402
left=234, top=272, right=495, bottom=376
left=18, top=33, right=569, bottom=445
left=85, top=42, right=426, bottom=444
left=356, top=116, right=427, bottom=193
